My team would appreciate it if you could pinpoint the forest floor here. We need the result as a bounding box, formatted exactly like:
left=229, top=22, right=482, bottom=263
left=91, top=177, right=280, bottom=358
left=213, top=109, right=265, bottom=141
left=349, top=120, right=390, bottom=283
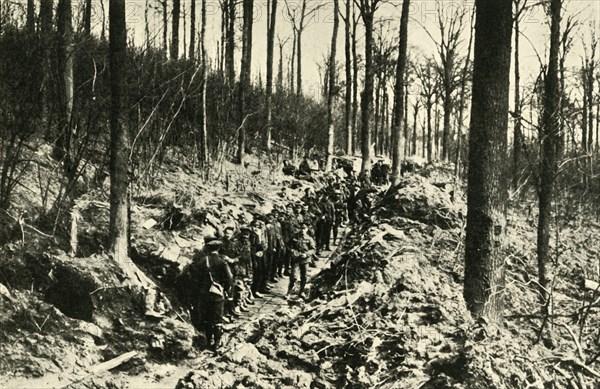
left=0, top=144, right=600, bottom=388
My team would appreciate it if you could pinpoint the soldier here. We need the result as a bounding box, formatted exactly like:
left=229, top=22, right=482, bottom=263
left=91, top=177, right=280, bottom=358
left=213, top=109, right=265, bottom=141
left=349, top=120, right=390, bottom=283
left=191, top=238, right=233, bottom=352
left=220, top=226, right=249, bottom=315
left=318, top=194, right=336, bottom=253
left=287, top=222, right=314, bottom=298
left=249, top=218, right=267, bottom=298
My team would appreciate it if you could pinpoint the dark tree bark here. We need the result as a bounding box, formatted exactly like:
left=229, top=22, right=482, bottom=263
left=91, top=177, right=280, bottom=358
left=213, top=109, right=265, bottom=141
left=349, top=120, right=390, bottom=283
left=189, top=0, right=196, bottom=60
left=55, top=0, right=76, bottom=180
left=277, top=37, right=286, bottom=92
left=40, top=0, right=53, bottom=127
left=464, top=0, right=513, bottom=324
left=237, top=0, right=254, bottom=164
left=344, top=0, right=352, bottom=154
left=109, top=0, right=131, bottom=262
left=83, top=0, right=92, bottom=35
left=390, top=0, right=410, bottom=185
left=171, top=0, right=181, bottom=59
left=225, top=0, right=236, bottom=85
left=325, top=0, right=339, bottom=171
left=412, top=101, right=419, bottom=155
left=357, top=0, right=383, bottom=178
left=161, top=0, right=168, bottom=53
left=537, top=0, right=561, bottom=307
left=266, top=0, right=278, bottom=151
left=359, top=9, right=374, bottom=177
left=403, top=84, right=409, bottom=158
left=351, top=10, right=359, bottom=155
left=512, top=0, right=524, bottom=190
left=198, top=0, right=207, bottom=169
left=290, top=30, right=296, bottom=93
left=26, top=0, right=35, bottom=32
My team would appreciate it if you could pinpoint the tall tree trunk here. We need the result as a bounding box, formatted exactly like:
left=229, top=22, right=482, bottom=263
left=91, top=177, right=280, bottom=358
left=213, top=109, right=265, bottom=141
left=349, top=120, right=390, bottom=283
left=412, top=102, right=419, bottom=155
left=277, top=40, right=284, bottom=92
left=26, top=0, right=35, bottom=32
left=582, top=71, right=588, bottom=151
left=144, top=0, right=151, bottom=50
left=189, top=0, right=196, bottom=60
left=351, top=14, right=359, bottom=155
left=237, top=0, right=254, bottom=164
left=171, top=0, right=180, bottom=59
left=442, top=84, right=451, bottom=160
left=513, top=11, right=522, bottom=190
left=434, top=102, right=440, bottom=159
left=344, top=0, right=352, bottom=154
left=56, top=0, right=75, bottom=181
left=359, top=13, right=374, bottom=177
left=426, top=99, right=432, bottom=161
left=162, top=0, right=168, bottom=53
left=587, top=67, right=594, bottom=152
left=109, top=0, right=131, bottom=263
left=40, top=0, right=53, bottom=130
left=464, top=0, right=512, bottom=324
left=374, top=73, right=381, bottom=155
left=225, top=0, right=236, bottom=85
left=296, top=0, right=307, bottom=96
left=198, top=0, right=208, bottom=169
left=537, top=0, right=561, bottom=308
left=403, top=84, right=409, bottom=158
left=325, top=0, right=339, bottom=171
left=290, top=30, right=296, bottom=93
left=266, top=0, right=278, bottom=151
left=83, top=0, right=92, bottom=35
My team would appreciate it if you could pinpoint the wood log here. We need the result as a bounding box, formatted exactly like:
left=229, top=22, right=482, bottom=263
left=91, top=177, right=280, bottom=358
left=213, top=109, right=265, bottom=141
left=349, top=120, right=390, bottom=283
left=57, top=351, right=139, bottom=388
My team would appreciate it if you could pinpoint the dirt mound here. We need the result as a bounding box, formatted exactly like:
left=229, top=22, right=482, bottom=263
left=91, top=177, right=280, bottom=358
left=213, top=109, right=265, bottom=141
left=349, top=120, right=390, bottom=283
left=376, top=175, right=464, bottom=230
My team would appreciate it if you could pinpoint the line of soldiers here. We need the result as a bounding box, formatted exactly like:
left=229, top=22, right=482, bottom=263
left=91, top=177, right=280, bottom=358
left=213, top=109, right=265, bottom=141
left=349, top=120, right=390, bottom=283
left=175, top=204, right=316, bottom=351
left=176, top=177, right=370, bottom=352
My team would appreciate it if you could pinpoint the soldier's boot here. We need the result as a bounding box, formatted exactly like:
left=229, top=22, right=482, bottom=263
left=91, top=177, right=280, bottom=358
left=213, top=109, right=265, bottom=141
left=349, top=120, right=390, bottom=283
left=204, top=325, right=213, bottom=350
left=213, top=324, right=223, bottom=352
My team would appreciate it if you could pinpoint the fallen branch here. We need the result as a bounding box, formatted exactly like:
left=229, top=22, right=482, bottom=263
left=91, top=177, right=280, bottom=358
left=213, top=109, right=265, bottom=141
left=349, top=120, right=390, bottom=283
left=559, top=322, right=586, bottom=362
left=0, top=209, right=54, bottom=239
left=56, top=351, right=139, bottom=389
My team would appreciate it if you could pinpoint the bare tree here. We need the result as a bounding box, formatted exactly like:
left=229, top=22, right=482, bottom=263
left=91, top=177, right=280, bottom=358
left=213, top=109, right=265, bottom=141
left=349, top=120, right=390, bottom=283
left=537, top=0, right=562, bottom=311
left=425, top=2, right=465, bottom=161
left=237, top=0, right=254, bottom=164
left=55, top=0, right=76, bottom=183
left=285, top=0, right=324, bottom=96
left=415, top=57, right=438, bottom=162
left=224, top=0, right=236, bottom=86
left=26, top=0, right=35, bottom=31
left=266, top=0, right=278, bottom=152
left=109, top=0, right=131, bottom=263
left=326, top=0, right=340, bottom=171
left=343, top=0, right=353, bottom=154
left=356, top=0, right=384, bottom=178
left=171, top=0, right=180, bottom=59
left=189, top=0, right=196, bottom=60
left=391, top=0, right=410, bottom=185
left=198, top=0, right=208, bottom=169
left=464, top=0, right=513, bottom=324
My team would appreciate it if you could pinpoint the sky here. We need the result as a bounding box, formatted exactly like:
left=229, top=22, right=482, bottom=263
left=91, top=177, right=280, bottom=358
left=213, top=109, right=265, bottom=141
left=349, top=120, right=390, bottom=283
left=11, top=0, right=600, bottom=100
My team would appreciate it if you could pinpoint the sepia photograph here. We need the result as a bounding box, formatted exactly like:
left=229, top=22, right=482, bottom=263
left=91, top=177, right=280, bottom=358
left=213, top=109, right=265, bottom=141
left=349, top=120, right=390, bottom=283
left=0, top=0, right=599, bottom=387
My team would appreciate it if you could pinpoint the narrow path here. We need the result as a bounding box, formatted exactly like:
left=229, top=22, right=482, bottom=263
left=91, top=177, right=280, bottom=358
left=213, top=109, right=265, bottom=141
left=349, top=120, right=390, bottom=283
left=224, top=227, right=347, bottom=330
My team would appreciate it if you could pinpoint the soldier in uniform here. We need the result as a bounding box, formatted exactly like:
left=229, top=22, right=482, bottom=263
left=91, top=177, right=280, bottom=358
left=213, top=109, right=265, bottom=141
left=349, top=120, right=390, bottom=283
left=220, top=226, right=249, bottom=315
left=287, top=222, right=314, bottom=298
left=191, top=238, right=233, bottom=352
